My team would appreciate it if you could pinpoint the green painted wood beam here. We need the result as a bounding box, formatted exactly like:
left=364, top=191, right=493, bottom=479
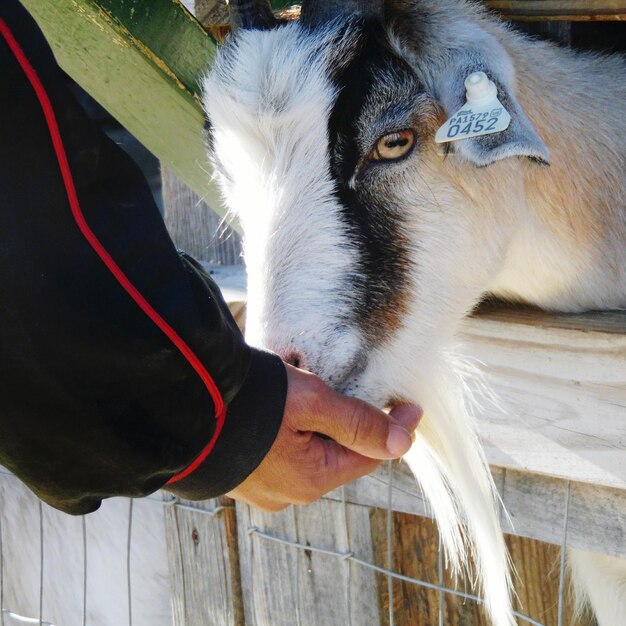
left=20, top=0, right=294, bottom=224
left=20, top=0, right=293, bottom=227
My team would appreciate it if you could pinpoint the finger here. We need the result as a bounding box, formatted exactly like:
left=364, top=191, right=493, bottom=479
left=283, top=365, right=416, bottom=460
left=311, top=437, right=382, bottom=491
left=389, top=404, right=423, bottom=432
left=309, top=390, right=414, bottom=460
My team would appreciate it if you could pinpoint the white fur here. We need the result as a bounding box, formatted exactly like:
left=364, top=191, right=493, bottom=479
left=569, top=548, right=626, bottom=625
left=205, top=24, right=366, bottom=378
left=0, top=476, right=171, bottom=626
left=203, top=4, right=626, bottom=626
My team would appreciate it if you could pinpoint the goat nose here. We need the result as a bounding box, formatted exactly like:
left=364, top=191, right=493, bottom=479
left=284, top=351, right=305, bottom=370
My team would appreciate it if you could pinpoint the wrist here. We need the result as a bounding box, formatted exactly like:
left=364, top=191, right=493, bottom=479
left=165, top=349, right=287, bottom=500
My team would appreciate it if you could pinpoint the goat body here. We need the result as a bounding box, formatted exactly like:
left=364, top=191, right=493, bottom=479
left=204, top=2, right=626, bottom=625
left=0, top=477, right=172, bottom=626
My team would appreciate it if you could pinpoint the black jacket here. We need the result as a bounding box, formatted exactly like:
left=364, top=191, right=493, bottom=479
left=0, top=0, right=286, bottom=515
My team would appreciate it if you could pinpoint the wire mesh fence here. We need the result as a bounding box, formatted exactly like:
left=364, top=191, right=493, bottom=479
left=239, top=463, right=573, bottom=626
left=0, top=469, right=170, bottom=626
left=0, top=461, right=602, bottom=626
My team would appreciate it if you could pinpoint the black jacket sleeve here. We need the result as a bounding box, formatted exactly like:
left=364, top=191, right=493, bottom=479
left=0, top=0, right=286, bottom=515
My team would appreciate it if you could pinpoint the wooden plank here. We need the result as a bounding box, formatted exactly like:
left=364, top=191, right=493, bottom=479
left=162, top=165, right=243, bottom=264
left=514, top=19, right=573, bottom=44
left=485, top=0, right=626, bottom=20
left=474, top=300, right=626, bottom=334
left=370, top=507, right=442, bottom=626
left=163, top=496, right=244, bottom=626
left=190, top=1, right=626, bottom=24
left=503, top=533, right=596, bottom=626
left=20, top=0, right=225, bottom=217
left=77, top=0, right=215, bottom=97
left=459, top=310, right=626, bottom=490
left=326, top=463, right=626, bottom=558
left=192, top=1, right=303, bottom=29
left=191, top=0, right=229, bottom=24
left=371, top=509, right=594, bottom=626
left=502, top=471, right=626, bottom=557
left=234, top=491, right=595, bottom=626
left=236, top=499, right=382, bottom=625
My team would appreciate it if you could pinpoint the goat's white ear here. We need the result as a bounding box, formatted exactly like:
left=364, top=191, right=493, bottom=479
left=427, top=44, right=550, bottom=167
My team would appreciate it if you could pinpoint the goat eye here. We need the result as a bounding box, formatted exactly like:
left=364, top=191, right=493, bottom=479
left=371, top=129, right=415, bottom=162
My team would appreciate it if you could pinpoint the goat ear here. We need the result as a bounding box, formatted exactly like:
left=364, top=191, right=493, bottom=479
left=430, top=50, right=550, bottom=167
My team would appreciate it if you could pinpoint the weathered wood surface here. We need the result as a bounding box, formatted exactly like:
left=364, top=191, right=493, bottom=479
left=518, top=19, right=573, bottom=43
left=326, top=462, right=626, bottom=558
left=370, top=505, right=442, bottom=626
left=475, top=299, right=626, bottom=334
left=163, top=496, right=244, bottom=626
left=459, top=306, right=626, bottom=491
left=486, top=0, right=626, bottom=20
left=188, top=0, right=626, bottom=24
left=231, top=500, right=599, bottom=625
left=236, top=498, right=382, bottom=626
left=0, top=469, right=601, bottom=626
left=233, top=486, right=599, bottom=625
left=162, top=165, right=243, bottom=264
left=370, top=511, right=596, bottom=626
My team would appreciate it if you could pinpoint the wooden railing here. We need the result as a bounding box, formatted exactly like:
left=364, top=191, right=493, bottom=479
left=486, top=0, right=626, bottom=20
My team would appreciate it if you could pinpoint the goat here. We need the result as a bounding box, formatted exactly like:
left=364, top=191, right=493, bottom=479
left=202, top=1, right=626, bottom=625
left=0, top=476, right=172, bottom=625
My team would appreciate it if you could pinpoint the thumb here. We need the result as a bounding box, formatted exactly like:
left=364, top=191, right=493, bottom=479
left=319, top=391, right=418, bottom=459
left=285, top=364, right=421, bottom=459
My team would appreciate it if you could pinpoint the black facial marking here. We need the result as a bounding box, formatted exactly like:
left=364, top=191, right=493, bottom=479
left=328, top=20, right=418, bottom=344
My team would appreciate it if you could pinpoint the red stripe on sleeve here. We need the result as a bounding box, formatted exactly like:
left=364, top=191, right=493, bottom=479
left=0, top=18, right=225, bottom=485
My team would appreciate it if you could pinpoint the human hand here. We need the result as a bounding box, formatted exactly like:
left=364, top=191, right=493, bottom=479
left=228, top=364, right=422, bottom=511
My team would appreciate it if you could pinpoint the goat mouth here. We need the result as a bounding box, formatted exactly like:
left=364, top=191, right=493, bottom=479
left=329, top=351, right=368, bottom=395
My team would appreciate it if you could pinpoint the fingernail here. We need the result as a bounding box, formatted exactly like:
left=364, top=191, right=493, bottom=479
left=386, top=424, right=413, bottom=457
left=389, top=404, right=423, bottom=432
